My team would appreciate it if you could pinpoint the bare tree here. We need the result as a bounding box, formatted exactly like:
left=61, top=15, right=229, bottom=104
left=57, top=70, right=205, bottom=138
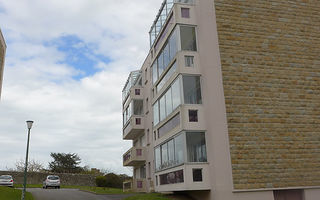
left=15, top=158, right=44, bottom=172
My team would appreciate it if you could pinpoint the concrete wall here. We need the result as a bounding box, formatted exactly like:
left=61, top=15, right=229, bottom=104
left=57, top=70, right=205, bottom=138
left=0, top=171, right=96, bottom=186
left=214, top=0, right=320, bottom=190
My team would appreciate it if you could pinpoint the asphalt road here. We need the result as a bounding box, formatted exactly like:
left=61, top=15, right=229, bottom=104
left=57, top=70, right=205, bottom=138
left=27, top=188, right=133, bottom=200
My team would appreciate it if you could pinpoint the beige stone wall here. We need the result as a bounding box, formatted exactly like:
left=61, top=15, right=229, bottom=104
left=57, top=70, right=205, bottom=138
left=214, top=0, right=320, bottom=190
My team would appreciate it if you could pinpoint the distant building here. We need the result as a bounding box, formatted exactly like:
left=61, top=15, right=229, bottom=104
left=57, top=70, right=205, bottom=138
left=121, top=0, right=320, bottom=200
left=0, top=28, right=6, bottom=99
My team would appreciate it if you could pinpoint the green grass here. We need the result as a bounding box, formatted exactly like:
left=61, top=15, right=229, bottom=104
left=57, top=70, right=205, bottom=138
left=0, top=186, right=34, bottom=200
left=124, top=193, right=171, bottom=200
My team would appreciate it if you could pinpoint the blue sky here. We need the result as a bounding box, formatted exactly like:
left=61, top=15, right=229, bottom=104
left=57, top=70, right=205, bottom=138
left=45, top=35, right=111, bottom=79
left=0, top=0, right=161, bottom=174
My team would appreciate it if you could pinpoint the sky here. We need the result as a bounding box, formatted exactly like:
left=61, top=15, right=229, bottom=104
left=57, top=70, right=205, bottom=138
left=0, top=0, right=162, bottom=175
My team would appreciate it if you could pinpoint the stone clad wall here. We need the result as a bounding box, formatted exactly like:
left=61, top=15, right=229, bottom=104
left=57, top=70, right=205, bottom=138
left=0, top=171, right=95, bottom=186
left=214, top=0, right=320, bottom=190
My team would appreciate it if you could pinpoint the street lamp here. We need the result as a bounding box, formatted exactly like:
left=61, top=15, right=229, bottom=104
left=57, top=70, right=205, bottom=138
left=21, top=120, right=33, bottom=200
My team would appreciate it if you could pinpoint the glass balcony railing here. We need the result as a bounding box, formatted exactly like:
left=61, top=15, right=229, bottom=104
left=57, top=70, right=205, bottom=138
left=122, top=70, right=142, bottom=102
left=149, top=0, right=194, bottom=47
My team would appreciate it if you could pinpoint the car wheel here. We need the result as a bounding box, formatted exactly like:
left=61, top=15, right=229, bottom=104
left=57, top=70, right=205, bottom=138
left=58, top=186, right=60, bottom=189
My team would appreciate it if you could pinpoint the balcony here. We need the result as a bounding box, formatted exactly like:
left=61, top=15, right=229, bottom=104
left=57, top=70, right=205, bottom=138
left=122, top=70, right=142, bottom=103
left=123, top=179, right=147, bottom=193
left=155, top=163, right=211, bottom=192
left=123, top=146, right=146, bottom=166
left=123, top=86, right=144, bottom=109
left=123, top=115, right=145, bottom=140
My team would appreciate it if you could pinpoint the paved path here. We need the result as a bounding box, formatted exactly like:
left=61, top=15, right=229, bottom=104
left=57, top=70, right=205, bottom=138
left=27, top=188, right=133, bottom=200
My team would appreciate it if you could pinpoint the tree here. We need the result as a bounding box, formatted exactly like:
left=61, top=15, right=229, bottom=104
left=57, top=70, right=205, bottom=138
left=15, top=158, right=44, bottom=172
left=48, top=153, right=82, bottom=173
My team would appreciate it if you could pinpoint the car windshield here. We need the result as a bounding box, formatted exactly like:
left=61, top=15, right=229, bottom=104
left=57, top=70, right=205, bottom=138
left=0, top=175, right=12, bottom=180
left=48, top=176, right=59, bottom=180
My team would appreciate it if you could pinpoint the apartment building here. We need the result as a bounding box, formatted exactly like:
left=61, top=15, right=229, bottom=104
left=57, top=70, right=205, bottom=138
left=0, top=29, right=6, bottom=99
left=121, top=0, right=320, bottom=200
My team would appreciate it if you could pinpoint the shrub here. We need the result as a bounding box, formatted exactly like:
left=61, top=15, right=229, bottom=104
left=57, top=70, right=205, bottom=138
left=95, top=176, right=107, bottom=187
left=105, top=173, right=122, bottom=188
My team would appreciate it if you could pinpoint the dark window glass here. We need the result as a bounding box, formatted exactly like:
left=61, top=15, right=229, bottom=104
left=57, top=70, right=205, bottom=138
left=183, top=76, right=202, bottom=104
left=135, top=89, right=140, bottom=95
left=159, top=170, right=184, bottom=185
left=133, top=100, right=143, bottom=115
left=181, top=8, right=190, bottom=18
left=188, top=110, right=198, bottom=122
left=185, top=55, right=194, bottom=67
left=273, top=190, right=304, bottom=200
left=192, top=169, right=202, bottom=182
left=180, top=26, right=197, bottom=51
left=186, top=132, right=207, bottom=162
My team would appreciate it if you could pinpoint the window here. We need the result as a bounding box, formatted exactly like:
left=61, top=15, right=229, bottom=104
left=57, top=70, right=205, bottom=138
left=186, top=132, right=207, bottom=162
left=159, top=170, right=184, bottom=185
left=153, top=77, right=181, bottom=126
left=156, top=62, right=177, bottom=92
left=152, top=62, right=158, bottom=84
left=180, top=26, right=197, bottom=51
left=185, top=55, right=194, bottom=67
left=192, top=169, right=203, bottom=182
left=145, top=98, right=149, bottom=113
left=159, top=95, right=166, bottom=121
left=135, top=89, right=140, bottom=95
left=172, top=78, right=181, bottom=109
left=140, top=165, right=146, bottom=179
left=136, top=149, right=142, bottom=156
left=174, top=133, right=185, bottom=165
left=133, top=100, right=143, bottom=115
left=152, top=28, right=178, bottom=85
left=161, top=143, right=168, bottom=168
left=155, top=147, right=161, bottom=171
left=137, top=180, right=143, bottom=188
left=181, top=8, right=190, bottom=18
left=273, top=190, right=304, bottom=200
left=135, top=118, right=141, bottom=125
left=188, top=110, right=198, bottom=122
left=158, top=113, right=180, bottom=138
left=183, top=76, right=202, bottom=104
left=153, top=102, right=159, bottom=125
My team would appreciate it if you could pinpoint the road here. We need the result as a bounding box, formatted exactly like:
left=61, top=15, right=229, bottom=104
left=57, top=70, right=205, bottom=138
left=27, top=188, right=133, bottom=200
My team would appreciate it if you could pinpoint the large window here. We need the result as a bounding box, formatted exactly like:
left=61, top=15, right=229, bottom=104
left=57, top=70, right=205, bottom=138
left=152, top=25, right=197, bottom=85
left=159, top=169, right=184, bottom=185
left=186, top=132, right=207, bottom=162
left=180, top=26, right=197, bottom=51
left=153, top=75, right=201, bottom=126
left=154, top=132, right=207, bottom=172
left=153, top=77, right=181, bottom=126
left=153, top=102, right=159, bottom=125
left=156, top=62, right=177, bottom=93
left=183, top=76, right=202, bottom=104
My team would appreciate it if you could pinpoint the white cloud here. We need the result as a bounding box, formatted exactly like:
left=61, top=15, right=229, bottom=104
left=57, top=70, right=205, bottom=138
left=0, top=0, right=163, bottom=174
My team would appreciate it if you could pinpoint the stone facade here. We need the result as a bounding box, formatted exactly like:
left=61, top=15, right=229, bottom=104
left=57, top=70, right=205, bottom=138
left=214, top=0, right=320, bottom=190
left=0, top=171, right=96, bottom=186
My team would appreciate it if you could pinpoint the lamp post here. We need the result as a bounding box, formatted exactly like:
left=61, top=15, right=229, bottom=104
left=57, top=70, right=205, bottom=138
left=21, top=120, right=33, bottom=200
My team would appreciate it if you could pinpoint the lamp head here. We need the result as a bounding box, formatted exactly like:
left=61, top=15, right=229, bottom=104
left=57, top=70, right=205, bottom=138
left=26, top=120, right=34, bottom=129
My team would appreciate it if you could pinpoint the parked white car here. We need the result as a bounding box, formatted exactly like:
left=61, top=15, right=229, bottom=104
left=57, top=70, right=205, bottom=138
left=43, top=175, right=60, bottom=189
left=0, top=175, right=14, bottom=187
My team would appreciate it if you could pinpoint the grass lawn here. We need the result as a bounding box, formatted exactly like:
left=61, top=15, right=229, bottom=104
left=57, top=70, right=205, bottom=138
left=0, top=186, right=34, bottom=200
left=123, top=193, right=171, bottom=200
